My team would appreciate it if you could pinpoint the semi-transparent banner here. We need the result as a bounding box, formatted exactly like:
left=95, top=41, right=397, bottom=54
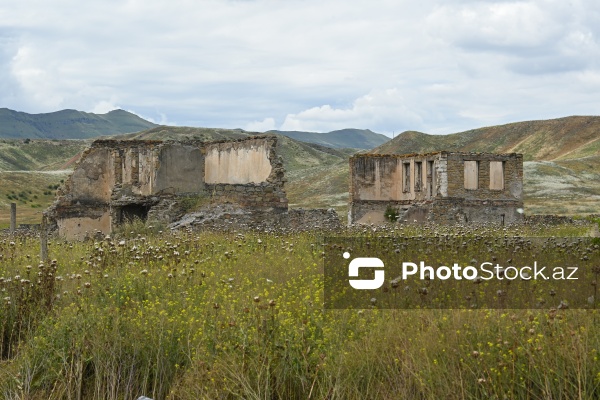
left=324, top=236, right=600, bottom=309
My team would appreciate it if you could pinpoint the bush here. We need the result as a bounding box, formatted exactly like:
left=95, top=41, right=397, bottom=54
left=384, top=204, right=399, bottom=222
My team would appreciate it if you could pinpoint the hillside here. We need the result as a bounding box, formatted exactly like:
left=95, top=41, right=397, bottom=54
left=288, top=116, right=600, bottom=217
left=268, top=128, right=389, bottom=149
left=0, top=139, right=89, bottom=171
left=2, top=116, right=600, bottom=226
left=0, top=127, right=353, bottom=226
left=373, top=116, right=600, bottom=161
left=0, top=108, right=158, bottom=139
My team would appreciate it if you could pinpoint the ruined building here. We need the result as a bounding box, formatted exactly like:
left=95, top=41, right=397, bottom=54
left=349, top=151, right=524, bottom=225
left=46, top=136, right=292, bottom=239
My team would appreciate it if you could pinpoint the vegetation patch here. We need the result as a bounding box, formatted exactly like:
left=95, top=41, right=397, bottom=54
left=1, top=223, right=599, bottom=399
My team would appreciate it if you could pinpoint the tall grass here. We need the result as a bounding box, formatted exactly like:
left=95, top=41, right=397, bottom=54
left=1, top=223, right=599, bottom=399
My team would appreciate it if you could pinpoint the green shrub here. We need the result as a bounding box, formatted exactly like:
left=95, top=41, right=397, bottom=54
left=384, top=204, right=398, bottom=222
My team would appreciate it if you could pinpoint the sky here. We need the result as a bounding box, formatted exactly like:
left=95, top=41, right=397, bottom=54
left=1, top=0, right=599, bottom=137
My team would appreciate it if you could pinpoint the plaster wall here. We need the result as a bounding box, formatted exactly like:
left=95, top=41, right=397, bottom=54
left=57, top=212, right=111, bottom=240
left=204, top=141, right=272, bottom=184
left=154, top=143, right=204, bottom=194
left=67, top=147, right=115, bottom=203
left=350, top=154, right=442, bottom=202
left=136, top=147, right=157, bottom=195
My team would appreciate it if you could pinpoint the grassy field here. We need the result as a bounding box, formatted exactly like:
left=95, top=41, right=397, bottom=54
left=0, top=171, right=70, bottom=228
left=1, top=223, right=600, bottom=399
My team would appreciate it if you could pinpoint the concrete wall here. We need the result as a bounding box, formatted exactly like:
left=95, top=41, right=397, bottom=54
left=57, top=213, right=111, bottom=241
left=349, top=152, right=524, bottom=225
left=67, top=147, right=115, bottom=203
left=52, top=203, right=112, bottom=240
left=350, top=154, right=441, bottom=202
left=154, top=143, right=204, bottom=194
left=445, top=153, right=523, bottom=201
left=204, top=139, right=272, bottom=184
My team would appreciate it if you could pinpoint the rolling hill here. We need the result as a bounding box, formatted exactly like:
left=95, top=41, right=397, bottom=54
left=268, top=128, right=389, bottom=149
left=372, top=115, right=600, bottom=161
left=0, top=139, right=89, bottom=171
left=0, top=108, right=158, bottom=139
left=2, top=116, right=600, bottom=226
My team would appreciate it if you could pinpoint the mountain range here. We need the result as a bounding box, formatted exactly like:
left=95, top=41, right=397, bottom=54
left=0, top=108, right=389, bottom=149
left=0, top=108, right=158, bottom=139
left=0, top=111, right=599, bottom=225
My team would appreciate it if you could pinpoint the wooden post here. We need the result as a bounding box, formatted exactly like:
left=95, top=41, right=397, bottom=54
left=10, top=202, right=16, bottom=234
left=40, top=214, right=48, bottom=262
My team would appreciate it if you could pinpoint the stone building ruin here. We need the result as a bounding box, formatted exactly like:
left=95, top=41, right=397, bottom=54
left=46, top=136, right=302, bottom=239
left=349, top=151, right=524, bottom=225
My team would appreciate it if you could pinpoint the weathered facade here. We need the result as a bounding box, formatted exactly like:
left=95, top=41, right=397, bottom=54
left=46, top=136, right=289, bottom=239
left=349, top=151, right=523, bottom=225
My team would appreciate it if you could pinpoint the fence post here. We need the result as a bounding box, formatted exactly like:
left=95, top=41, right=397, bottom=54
left=40, top=214, right=48, bottom=262
left=10, top=202, right=16, bottom=234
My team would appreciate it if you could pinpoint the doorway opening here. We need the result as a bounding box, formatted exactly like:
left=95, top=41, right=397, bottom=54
left=119, top=204, right=150, bottom=223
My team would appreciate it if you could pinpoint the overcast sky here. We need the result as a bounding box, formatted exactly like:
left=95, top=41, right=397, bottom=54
left=1, top=0, right=599, bottom=136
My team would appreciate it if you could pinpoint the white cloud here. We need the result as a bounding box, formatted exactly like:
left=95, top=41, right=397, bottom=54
left=281, top=89, right=423, bottom=134
left=245, top=117, right=276, bottom=132
left=92, top=100, right=119, bottom=114
left=1, top=0, right=600, bottom=134
left=427, top=2, right=558, bottom=50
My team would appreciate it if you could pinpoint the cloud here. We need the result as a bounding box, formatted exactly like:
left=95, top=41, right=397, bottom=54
left=92, top=100, right=119, bottom=114
left=427, top=2, right=559, bottom=51
left=245, top=117, right=276, bottom=132
left=426, top=1, right=600, bottom=75
left=280, top=89, right=423, bottom=134
left=1, top=0, right=600, bottom=134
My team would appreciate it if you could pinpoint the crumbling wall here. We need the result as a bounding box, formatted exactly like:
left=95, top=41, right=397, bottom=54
left=204, top=138, right=272, bottom=184
left=349, top=154, right=441, bottom=203
left=169, top=204, right=341, bottom=232
left=47, top=136, right=290, bottom=239
left=349, top=151, right=524, bottom=225
left=153, top=143, right=204, bottom=194
left=205, top=137, right=287, bottom=210
left=65, top=147, right=115, bottom=203
left=445, top=153, right=523, bottom=200
left=349, top=152, right=443, bottom=223
left=57, top=212, right=111, bottom=241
